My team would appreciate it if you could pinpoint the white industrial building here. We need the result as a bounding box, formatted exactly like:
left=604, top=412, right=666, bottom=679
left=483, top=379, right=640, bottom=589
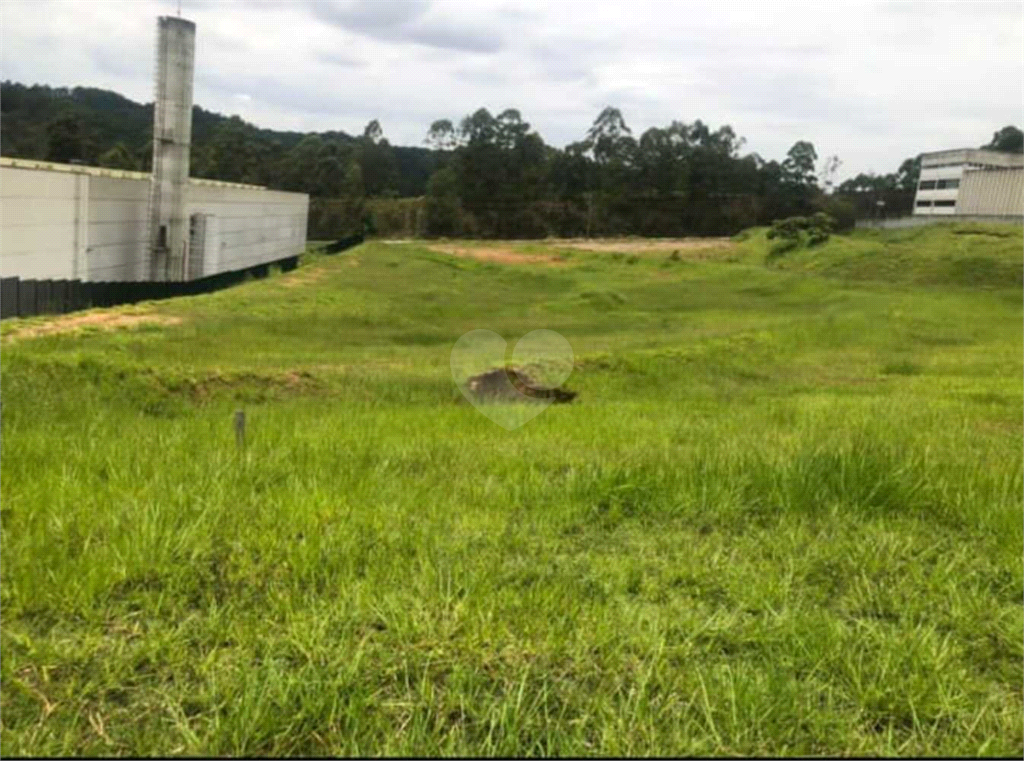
left=914, top=149, right=1024, bottom=217
left=0, top=16, right=308, bottom=284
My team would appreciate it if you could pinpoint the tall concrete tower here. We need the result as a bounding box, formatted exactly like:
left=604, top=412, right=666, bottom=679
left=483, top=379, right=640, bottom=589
left=149, top=16, right=195, bottom=281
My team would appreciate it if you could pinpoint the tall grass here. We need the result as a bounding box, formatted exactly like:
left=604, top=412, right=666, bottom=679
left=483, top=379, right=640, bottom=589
left=1, top=224, right=1021, bottom=755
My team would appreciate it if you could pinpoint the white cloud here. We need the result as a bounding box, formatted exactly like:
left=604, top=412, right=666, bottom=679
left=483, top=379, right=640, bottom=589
left=1, top=0, right=1020, bottom=179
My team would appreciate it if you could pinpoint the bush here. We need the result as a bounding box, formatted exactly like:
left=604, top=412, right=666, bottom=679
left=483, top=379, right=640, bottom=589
left=814, top=196, right=857, bottom=232
left=765, top=213, right=837, bottom=258
left=767, top=237, right=801, bottom=260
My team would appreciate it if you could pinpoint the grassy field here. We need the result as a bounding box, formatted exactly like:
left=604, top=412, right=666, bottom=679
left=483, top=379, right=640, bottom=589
left=1, top=223, right=1021, bottom=756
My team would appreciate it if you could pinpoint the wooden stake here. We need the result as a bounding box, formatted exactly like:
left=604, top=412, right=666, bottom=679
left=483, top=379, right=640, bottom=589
left=234, top=410, right=245, bottom=449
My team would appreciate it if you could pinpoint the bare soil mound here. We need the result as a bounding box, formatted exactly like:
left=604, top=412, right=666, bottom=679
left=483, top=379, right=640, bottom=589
left=466, top=365, right=577, bottom=403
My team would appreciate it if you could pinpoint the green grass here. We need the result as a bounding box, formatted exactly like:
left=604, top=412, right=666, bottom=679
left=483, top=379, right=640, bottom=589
left=1, top=223, right=1022, bottom=756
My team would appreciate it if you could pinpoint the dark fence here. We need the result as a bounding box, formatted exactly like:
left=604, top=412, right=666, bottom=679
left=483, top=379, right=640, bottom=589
left=1, top=255, right=297, bottom=320
left=0, top=235, right=365, bottom=321
left=322, top=233, right=364, bottom=254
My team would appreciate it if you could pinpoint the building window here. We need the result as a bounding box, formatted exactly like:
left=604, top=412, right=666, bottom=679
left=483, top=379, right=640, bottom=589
left=919, top=180, right=936, bottom=190
left=936, top=179, right=959, bottom=189
left=934, top=200, right=956, bottom=207
left=157, top=225, right=168, bottom=249
left=916, top=200, right=932, bottom=207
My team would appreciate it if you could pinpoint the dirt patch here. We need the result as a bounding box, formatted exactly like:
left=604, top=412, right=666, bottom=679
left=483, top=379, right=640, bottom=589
left=429, top=245, right=568, bottom=265
left=281, top=267, right=331, bottom=288
left=2, top=310, right=181, bottom=342
left=429, top=238, right=735, bottom=265
left=186, top=369, right=321, bottom=401
left=552, top=237, right=735, bottom=256
left=465, top=365, right=577, bottom=403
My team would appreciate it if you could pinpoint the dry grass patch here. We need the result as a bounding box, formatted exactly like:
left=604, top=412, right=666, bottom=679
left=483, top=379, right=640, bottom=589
left=280, top=267, right=332, bottom=288
left=428, top=244, right=568, bottom=265
left=427, top=238, right=737, bottom=265
left=552, top=237, right=735, bottom=256
left=2, top=309, right=181, bottom=342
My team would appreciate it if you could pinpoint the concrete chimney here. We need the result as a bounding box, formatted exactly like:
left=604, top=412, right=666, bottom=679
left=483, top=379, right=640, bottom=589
left=149, top=16, right=195, bottom=281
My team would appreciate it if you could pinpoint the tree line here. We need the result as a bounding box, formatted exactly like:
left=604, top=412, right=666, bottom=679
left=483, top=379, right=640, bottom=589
left=2, top=81, right=1020, bottom=239
left=0, top=82, right=440, bottom=197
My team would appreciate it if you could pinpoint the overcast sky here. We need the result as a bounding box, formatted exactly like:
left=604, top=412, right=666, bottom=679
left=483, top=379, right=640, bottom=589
left=2, top=0, right=1021, bottom=180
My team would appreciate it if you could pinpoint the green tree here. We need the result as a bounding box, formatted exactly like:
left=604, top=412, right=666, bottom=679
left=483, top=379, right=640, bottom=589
left=357, top=120, right=400, bottom=197
left=984, top=125, right=1023, bottom=153
left=363, top=119, right=384, bottom=144
left=582, top=106, right=636, bottom=166
left=636, top=126, right=689, bottom=195
left=782, top=141, right=818, bottom=188
left=342, top=159, right=365, bottom=198
left=97, top=142, right=139, bottom=170
left=894, top=156, right=921, bottom=192
left=459, top=108, right=498, bottom=146
left=425, top=119, right=459, bottom=150
left=495, top=109, right=531, bottom=150
left=45, top=114, right=97, bottom=164
left=425, top=166, right=462, bottom=236
left=817, top=155, right=842, bottom=194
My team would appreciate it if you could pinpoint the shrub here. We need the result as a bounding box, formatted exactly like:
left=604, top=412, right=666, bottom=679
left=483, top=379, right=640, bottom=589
left=767, top=237, right=801, bottom=260
left=813, top=196, right=857, bottom=232
left=765, top=213, right=838, bottom=258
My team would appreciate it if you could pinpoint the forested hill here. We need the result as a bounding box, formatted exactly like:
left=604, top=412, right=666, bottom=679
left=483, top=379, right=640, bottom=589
left=0, top=82, right=443, bottom=197
left=2, top=80, right=1020, bottom=239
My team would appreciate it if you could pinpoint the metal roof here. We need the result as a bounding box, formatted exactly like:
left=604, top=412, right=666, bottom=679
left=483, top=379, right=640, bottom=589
left=0, top=156, right=267, bottom=190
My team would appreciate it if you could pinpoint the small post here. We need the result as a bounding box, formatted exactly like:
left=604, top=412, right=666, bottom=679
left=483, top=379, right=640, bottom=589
left=234, top=410, right=246, bottom=450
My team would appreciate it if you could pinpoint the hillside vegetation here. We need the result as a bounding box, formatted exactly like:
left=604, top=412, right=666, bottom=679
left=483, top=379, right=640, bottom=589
left=1, top=223, right=1021, bottom=756
left=5, top=81, right=1020, bottom=240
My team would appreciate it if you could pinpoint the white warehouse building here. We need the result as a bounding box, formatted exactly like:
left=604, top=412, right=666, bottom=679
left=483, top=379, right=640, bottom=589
left=0, top=16, right=308, bottom=285
left=913, top=149, right=1024, bottom=217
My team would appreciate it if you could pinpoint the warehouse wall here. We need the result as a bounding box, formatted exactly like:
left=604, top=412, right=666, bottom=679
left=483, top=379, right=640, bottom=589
left=0, top=162, right=309, bottom=282
left=0, top=166, right=86, bottom=279
left=957, top=168, right=1024, bottom=216
left=86, top=175, right=151, bottom=281
left=185, top=185, right=308, bottom=277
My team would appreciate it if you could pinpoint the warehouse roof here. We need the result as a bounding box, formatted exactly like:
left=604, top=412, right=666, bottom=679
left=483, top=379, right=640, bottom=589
left=0, top=156, right=267, bottom=190
left=918, top=149, right=1024, bottom=169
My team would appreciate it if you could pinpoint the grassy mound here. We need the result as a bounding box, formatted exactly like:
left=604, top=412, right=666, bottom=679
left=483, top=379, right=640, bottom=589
left=735, top=221, right=1023, bottom=290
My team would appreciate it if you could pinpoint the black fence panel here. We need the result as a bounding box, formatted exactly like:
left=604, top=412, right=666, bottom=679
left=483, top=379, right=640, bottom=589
left=87, top=282, right=105, bottom=308
left=324, top=234, right=364, bottom=254
left=1, top=278, right=18, bottom=319
left=18, top=280, right=37, bottom=318
left=0, top=253, right=320, bottom=321
left=52, top=280, right=69, bottom=314
left=68, top=280, right=86, bottom=312
left=36, top=280, right=54, bottom=315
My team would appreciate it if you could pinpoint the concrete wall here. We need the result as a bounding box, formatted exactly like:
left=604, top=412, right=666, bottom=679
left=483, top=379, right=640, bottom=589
left=86, top=175, right=151, bottom=281
left=957, top=168, right=1023, bottom=217
left=0, top=161, right=309, bottom=282
left=185, top=185, right=308, bottom=277
left=0, top=166, right=86, bottom=279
